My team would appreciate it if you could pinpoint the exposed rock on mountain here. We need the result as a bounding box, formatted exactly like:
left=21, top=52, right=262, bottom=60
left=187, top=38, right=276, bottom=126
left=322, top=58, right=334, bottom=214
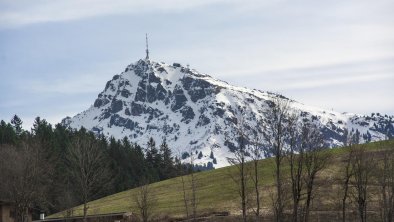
left=62, top=58, right=394, bottom=167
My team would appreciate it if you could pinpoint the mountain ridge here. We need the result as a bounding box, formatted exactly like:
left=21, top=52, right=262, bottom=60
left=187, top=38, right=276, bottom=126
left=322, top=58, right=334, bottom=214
left=62, top=58, right=394, bottom=167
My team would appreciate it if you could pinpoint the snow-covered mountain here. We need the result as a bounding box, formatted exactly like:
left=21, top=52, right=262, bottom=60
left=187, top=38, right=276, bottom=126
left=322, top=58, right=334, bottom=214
left=62, top=58, right=394, bottom=168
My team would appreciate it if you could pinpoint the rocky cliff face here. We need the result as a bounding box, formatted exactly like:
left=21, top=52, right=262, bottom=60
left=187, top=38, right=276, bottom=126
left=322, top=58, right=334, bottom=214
left=62, top=58, right=394, bottom=168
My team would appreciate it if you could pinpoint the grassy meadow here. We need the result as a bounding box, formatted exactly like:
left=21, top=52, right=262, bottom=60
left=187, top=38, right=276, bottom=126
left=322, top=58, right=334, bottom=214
left=49, top=139, right=394, bottom=220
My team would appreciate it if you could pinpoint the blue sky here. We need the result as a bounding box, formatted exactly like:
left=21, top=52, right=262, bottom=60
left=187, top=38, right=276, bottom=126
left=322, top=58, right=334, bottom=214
left=0, top=0, right=393, bottom=129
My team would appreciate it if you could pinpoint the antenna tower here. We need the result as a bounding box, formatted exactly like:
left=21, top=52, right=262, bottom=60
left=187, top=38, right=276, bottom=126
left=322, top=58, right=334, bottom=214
left=145, top=33, right=149, bottom=60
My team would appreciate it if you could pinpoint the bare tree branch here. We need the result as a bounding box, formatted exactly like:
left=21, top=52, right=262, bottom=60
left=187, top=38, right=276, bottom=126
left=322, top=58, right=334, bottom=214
left=133, top=181, right=157, bottom=222
left=66, top=133, right=111, bottom=222
left=261, top=97, right=293, bottom=222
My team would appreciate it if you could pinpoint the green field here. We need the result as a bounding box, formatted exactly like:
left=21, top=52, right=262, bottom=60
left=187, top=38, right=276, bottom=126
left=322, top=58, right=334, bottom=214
left=49, top=139, right=394, bottom=219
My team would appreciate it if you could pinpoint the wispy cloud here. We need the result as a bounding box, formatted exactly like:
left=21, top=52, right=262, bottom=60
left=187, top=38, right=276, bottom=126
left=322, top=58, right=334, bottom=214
left=219, top=57, right=394, bottom=91
left=0, top=0, right=393, bottom=126
left=13, top=59, right=128, bottom=94
left=0, top=0, right=230, bottom=29
left=26, top=75, right=107, bottom=94
left=278, top=72, right=393, bottom=90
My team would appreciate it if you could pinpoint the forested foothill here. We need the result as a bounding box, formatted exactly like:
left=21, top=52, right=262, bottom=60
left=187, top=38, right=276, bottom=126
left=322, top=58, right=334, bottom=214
left=0, top=115, right=193, bottom=221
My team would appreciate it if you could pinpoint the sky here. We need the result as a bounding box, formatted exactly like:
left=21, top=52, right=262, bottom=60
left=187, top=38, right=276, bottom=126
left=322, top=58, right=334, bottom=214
left=0, top=0, right=393, bottom=129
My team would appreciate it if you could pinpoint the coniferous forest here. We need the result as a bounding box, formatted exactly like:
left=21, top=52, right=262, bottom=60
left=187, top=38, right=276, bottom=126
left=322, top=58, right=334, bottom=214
left=0, top=115, right=191, bottom=219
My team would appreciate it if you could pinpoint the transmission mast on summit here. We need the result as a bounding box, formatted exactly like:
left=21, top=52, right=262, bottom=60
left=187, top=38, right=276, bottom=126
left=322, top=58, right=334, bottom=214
left=145, top=33, right=150, bottom=103
left=145, top=33, right=149, bottom=60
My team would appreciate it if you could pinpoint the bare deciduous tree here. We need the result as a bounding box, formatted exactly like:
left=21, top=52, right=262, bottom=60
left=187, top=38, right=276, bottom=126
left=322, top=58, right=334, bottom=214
left=341, top=131, right=357, bottom=222
left=0, top=141, right=53, bottom=222
left=286, top=114, right=303, bottom=222
left=227, top=112, right=250, bottom=222
left=133, top=182, right=156, bottom=222
left=249, top=134, right=263, bottom=221
left=352, top=145, right=374, bottom=222
left=262, top=97, right=292, bottom=222
left=286, top=119, right=329, bottom=222
left=377, top=144, right=394, bottom=222
left=66, top=133, right=111, bottom=222
left=301, top=123, right=329, bottom=222
left=178, top=148, right=199, bottom=221
left=189, top=150, right=198, bottom=221
left=180, top=167, right=190, bottom=219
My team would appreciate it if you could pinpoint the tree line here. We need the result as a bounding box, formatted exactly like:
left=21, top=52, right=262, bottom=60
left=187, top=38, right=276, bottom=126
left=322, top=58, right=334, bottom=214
left=0, top=115, right=191, bottom=222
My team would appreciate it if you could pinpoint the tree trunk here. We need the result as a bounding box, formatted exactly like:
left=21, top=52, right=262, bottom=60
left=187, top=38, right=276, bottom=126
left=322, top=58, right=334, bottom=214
left=382, top=168, right=388, bottom=222
left=304, top=186, right=312, bottom=222
left=241, top=155, right=247, bottom=222
left=276, top=153, right=282, bottom=222
left=289, top=149, right=303, bottom=222
left=342, top=144, right=355, bottom=222
left=191, top=170, right=197, bottom=221
left=292, top=199, right=299, bottom=222
left=181, top=175, right=189, bottom=218
left=254, top=160, right=260, bottom=221
left=342, top=176, right=350, bottom=222
left=83, top=202, right=88, bottom=222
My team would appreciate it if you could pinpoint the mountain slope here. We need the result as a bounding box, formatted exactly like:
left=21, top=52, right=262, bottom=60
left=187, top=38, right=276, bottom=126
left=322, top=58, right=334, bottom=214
left=62, top=58, right=394, bottom=167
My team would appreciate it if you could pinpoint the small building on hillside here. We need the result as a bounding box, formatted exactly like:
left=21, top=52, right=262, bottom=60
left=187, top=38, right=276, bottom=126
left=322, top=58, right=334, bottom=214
left=0, top=201, right=32, bottom=222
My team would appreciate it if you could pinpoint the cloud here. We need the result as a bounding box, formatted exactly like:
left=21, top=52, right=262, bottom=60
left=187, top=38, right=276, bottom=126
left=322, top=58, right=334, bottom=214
left=277, top=72, right=393, bottom=90
left=0, top=0, right=393, bottom=125
left=26, top=75, right=107, bottom=94
left=217, top=57, right=394, bottom=92
left=0, top=0, right=230, bottom=29
left=10, top=58, right=128, bottom=94
left=1, top=0, right=393, bottom=30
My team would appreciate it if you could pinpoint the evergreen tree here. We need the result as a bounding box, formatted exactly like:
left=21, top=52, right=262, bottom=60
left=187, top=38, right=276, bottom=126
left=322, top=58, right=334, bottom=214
left=50, top=123, right=75, bottom=213
left=108, top=136, right=124, bottom=192
left=146, top=137, right=158, bottom=165
left=146, top=137, right=160, bottom=181
left=10, top=114, right=23, bottom=136
left=132, top=143, right=147, bottom=185
left=354, top=129, right=360, bottom=143
left=198, top=151, right=203, bottom=159
left=174, top=156, right=184, bottom=175
left=210, top=151, right=214, bottom=159
left=31, top=117, right=55, bottom=155
left=159, top=140, right=174, bottom=180
left=120, top=137, right=135, bottom=190
left=0, top=120, right=18, bottom=145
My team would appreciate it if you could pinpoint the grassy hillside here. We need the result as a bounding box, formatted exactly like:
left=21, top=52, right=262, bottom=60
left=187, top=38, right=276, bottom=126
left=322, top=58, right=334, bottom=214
left=49, top=139, right=394, bottom=219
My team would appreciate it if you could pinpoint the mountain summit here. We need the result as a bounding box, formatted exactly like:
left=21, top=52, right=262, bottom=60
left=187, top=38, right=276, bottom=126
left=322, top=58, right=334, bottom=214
left=62, top=58, right=394, bottom=167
